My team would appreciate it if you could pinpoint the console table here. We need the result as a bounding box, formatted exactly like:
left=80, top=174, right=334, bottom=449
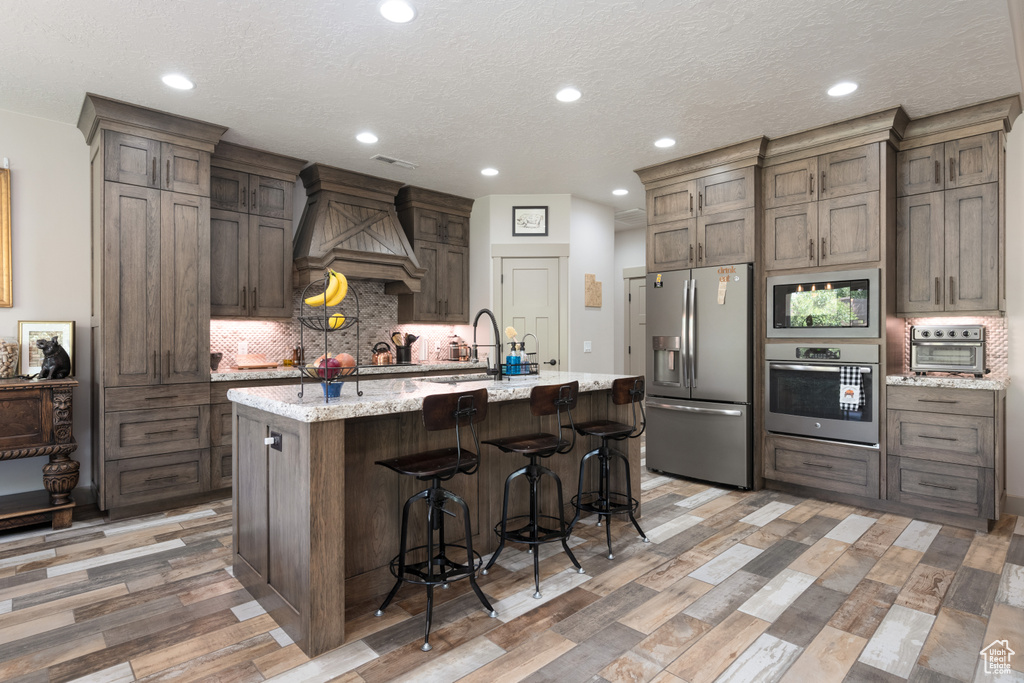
left=0, top=378, right=80, bottom=530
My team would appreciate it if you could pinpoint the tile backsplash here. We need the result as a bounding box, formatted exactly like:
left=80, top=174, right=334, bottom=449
left=902, top=315, right=1007, bottom=376
left=211, top=280, right=478, bottom=369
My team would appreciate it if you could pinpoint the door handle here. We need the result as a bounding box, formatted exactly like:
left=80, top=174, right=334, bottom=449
left=545, top=359, right=557, bottom=366
left=681, top=279, right=689, bottom=388
left=934, top=160, right=940, bottom=185
left=689, top=278, right=696, bottom=388
left=647, top=400, right=742, bottom=416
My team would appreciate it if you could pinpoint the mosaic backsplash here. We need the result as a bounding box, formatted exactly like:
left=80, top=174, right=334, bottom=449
left=902, top=315, right=1008, bottom=376
left=211, top=280, right=480, bottom=369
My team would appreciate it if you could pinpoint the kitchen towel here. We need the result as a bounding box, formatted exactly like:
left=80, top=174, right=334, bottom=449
left=839, top=366, right=864, bottom=411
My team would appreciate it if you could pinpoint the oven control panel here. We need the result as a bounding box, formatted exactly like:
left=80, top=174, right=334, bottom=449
left=796, top=347, right=841, bottom=360
left=911, top=325, right=984, bottom=341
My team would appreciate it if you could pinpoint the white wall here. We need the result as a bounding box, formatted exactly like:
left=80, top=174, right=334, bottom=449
left=612, top=227, right=647, bottom=373
left=1004, top=124, right=1023, bottom=508
left=0, top=109, right=92, bottom=500
left=568, top=197, right=616, bottom=373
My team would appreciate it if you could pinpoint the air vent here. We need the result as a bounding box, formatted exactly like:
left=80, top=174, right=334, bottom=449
left=371, top=154, right=418, bottom=170
left=614, top=208, right=647, bottom=230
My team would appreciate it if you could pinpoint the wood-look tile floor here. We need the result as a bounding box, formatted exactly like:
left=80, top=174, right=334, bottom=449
left=1, top=469, right=1022, bottom=683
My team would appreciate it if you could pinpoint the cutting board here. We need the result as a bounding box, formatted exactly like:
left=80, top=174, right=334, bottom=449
left=233, top=354, right=279, bottom=369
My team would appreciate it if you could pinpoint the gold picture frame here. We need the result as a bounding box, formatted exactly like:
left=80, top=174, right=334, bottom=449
left=0, top=169, right=10, bottom=307
left=18, top=320, right=75, bottom=377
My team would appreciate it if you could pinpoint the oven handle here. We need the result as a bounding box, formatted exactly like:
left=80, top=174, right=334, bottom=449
left=912, top=341, right=983, bottom=347
left=647, top=400, right=743, bottom=417
left=769, top=363, right=873, bottom=374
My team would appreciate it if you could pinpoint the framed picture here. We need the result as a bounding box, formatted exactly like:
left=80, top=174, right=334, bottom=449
left=0, top=169, right=11, bottom=307
left=18, top=320, right=75, bottom=377
left=512, top=206, right=548, bottom=237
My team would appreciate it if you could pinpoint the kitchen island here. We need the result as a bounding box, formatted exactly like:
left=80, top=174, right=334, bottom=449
left=228, top=371, right=641, bottom=656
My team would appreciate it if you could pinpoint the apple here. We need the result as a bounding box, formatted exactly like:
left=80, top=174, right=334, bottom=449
left=317, top=356, right=342, bottom=379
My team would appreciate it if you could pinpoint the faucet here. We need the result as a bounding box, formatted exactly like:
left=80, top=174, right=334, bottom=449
left=472, top=308, right=502, bottom=381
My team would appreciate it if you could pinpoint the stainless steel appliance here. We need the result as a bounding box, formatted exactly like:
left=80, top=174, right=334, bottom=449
left=767, top=268, right=880, bottom=338
left=646, top=265, right=752, bottom=488
left=765, top=343, right=879, bottom=445
left=910, top=325, right=986, bottom=376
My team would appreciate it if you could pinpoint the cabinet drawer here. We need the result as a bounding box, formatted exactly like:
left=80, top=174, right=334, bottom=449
left=887, top=456, right=993, bottom=519
left=765, top=434, right=879, bottom=498
left=105, top=406, right=210, bottom=460
left=212, top=444, right=232, bottom=490
left=106, top=383, right=210, bottom=412
left=107, top=450, right=210, bottom=508
left=887, top=410, right=993, bottom=467
left=211, top=402, right=234, bottom=447
left=887, top=385, right=993, bottom=417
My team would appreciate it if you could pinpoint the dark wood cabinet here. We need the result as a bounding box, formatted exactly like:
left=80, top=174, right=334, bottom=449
left=395, top=186, right=474, bottom=323
left=647, top=218, right=695, bottom=272
left=647, top=180, right=696, bottom=224
left=697, top=207, right=755, bottom=266
left=102, top=131, right=210, bottom=196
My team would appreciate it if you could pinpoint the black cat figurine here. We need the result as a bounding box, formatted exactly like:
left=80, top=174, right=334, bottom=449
left=36, top=336, right=71, bottom=379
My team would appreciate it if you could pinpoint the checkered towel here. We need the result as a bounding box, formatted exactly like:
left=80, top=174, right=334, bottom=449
left=839, top=366, right=864, bottom=411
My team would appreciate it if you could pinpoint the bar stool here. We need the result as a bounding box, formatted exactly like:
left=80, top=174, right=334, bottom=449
left=568, top=376, right=648, bottom=559
left=373, top=388, right=496, bottom=652
left=481, top=381, right=584, bottom=599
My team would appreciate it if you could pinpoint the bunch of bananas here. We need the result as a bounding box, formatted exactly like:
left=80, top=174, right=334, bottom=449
left=304, top=269, right=349, bottom=329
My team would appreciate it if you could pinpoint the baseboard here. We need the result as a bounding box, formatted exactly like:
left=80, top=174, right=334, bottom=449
left=1005, top=494, right=1024, bottom=517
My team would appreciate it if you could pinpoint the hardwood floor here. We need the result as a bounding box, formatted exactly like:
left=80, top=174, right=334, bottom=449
left=0, top=464, right=1021, bottom=682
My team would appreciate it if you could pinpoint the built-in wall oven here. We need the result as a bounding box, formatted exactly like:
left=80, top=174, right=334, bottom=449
left=765, top=343, right=879, bottom=445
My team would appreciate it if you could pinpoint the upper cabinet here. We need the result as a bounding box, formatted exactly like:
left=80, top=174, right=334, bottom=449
left=764, top=143, right=881, bottom=210
left=103, top=132, right=210, bottom=196
left=395, top=186, right=474, bottom=323
left=209, top=143, right=306, bottom=319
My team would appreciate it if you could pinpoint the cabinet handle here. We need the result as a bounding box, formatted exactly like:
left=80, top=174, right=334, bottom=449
left=698, top=192, right=703, bottom=213
left=935, top=276, right=940, bottom=305
left=804, top=461, right=833, bottom=469
left=153, top=351, right=157, bottom=376
left=919, top=481, right=957, bottom=491
left=934, top=160, right=941, bottom=185
left=146, top=430, right=177, bottom=439
left=252, top=287, right=256, bottom=312
left=252, top=190, right=256, bottom=209
left=949, top=276, right=955, bottom=305
left=166, top=350, right=171, bottom=377
left=445, top=300, right=449, bottom=316
left=919, top=434, right=958, bottom=442
left=820, top=237, right=826, bottom=260
left=690, top=244, right=694, bottom=264
left=808, top=239, right=814, bottom=260
left=689, top=195, right=693, bottom=213
left=809, top=174, right=814, bottom=195
left=949, top=158, right=955, bottom=182
left=145, top=475, right=180, bottom=483
left=152, top=159, right=157, bottom=185
left=821, top=171, right=826, bottom=194
left=438, top=299, right=442, bottom=314
left=144, top=395, right=178, bottom=400
left=698, top=243, right=703, bottom=263
left=241, top=188, right=246, bottom=207
left=918, top=399, right=958, bottom=404
left=166, top=160, right=171, bottom=188
left=241, top=287, right=247, bottom=313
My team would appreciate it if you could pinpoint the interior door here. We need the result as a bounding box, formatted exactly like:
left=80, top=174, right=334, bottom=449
left=501, top=258, right=561, bottom=370
left=626, top=277, right=646, bottom=377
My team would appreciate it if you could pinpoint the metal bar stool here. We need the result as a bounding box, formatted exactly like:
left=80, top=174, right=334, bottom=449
left=568, top=376, right=648, bottom=559
left=481, top=380, right=584, bottom=599
left=373, top=388, right=496, bottom=652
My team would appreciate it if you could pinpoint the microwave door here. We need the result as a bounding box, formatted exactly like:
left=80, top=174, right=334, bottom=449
left=646, top=270, right=690, bottom=398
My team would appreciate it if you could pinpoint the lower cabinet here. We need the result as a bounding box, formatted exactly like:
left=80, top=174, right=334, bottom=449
left=210, top=378, right=296, bottom=490
left=106, top=450, right=211, bottom=508
left=764, top=433, right=880, bottom=498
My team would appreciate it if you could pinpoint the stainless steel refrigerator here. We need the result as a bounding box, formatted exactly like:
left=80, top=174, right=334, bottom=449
left=645, top=265, right=752, bottom=488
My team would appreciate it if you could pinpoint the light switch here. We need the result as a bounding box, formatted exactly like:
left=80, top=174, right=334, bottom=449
left=583, top=341, right=592, bottom=353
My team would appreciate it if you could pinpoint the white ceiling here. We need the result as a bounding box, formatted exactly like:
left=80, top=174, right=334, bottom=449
left=2, top=1, right=1020, bottom=219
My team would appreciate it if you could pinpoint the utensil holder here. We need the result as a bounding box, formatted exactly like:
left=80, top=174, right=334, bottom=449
left=395, top=345, right=411, bottom=364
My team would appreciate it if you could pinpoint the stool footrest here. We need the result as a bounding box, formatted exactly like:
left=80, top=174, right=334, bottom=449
left=571, top=491, right=640, bottom=516
left=494, top=514, right=570, bottom=546
left=388, top=544, right=482, bottom=586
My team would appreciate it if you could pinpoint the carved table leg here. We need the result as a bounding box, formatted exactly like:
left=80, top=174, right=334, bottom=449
left=42, top=452, right=80, bottom=506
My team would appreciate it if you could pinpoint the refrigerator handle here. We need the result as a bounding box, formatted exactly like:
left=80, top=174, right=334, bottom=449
left=689, top=278, right=696, bottom=388
left=647, top=400, right=743, bottom=417
left=681, top=279, right=689, bottom=388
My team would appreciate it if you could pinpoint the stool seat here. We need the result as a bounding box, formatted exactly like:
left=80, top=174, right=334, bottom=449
left=483, top=433, right=567, bottom=455
left=376, top=448, right=479, bottom=480
left=574, top=419, right=632, bottom=440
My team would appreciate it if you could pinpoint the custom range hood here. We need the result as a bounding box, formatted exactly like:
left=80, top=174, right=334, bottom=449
left=293, top=164, right=425, bottom=293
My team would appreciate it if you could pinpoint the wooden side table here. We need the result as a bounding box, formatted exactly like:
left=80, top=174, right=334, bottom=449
left=0, top=378, right=80, bottom=530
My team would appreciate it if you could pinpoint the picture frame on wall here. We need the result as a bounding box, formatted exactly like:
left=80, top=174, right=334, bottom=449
left=18, top=320, right=75, bottom=377
left=0, top=169, right=11, bottom=307
left=512, top=206, right=548, bottom=237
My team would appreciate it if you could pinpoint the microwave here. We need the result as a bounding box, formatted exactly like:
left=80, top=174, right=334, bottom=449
left=767, top=268, right=880, bottom=338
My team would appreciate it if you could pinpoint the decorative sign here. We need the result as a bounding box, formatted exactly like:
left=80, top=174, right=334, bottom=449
left=585, top=273, right=602, bottom=308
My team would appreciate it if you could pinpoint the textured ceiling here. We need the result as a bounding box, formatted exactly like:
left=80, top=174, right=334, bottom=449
left=1, top=1, right=1020, bottom=214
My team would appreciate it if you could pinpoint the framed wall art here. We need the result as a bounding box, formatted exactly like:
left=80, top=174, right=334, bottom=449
left=512, top=206, right=548, bottom=237
left=18, top=320, right=75, bottom=377
left=0, top=169, right=10, bottom=307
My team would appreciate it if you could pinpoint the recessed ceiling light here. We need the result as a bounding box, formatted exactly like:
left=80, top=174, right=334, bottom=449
left=161, top=74, right=194, bottom=90
left=655, top=138, right=676, bottom=148
left=356, top=132, right=378, bottom=144
left=612, top=189, right=629, bottom=196
left=556, top=87, right=581, bottom=103
left=827, top=81, right=858, bottom=97
left=481, top=168, right=499, bottom=176
left=379, top=0, right=416, bottom=23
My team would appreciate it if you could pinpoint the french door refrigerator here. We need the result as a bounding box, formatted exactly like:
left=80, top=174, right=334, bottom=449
left=645, top=264, right=753, bottom=488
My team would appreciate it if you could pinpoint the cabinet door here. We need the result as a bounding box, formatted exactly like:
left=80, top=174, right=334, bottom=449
left=697, top=168, right=754, bottom=215
left=415, top=208, right=444, bottom=241
left=210, top=167, right=248, bottom=212
left=160, top=143, right=210, bottom=196
left=413, top=241, right=442, bottom=321
left=104, top=131, right=161, bottom=188
left=235, top=411, right=268, bottom=577
left=896, top=192, right=944, bottom=314
left=250, top=175, right=293, bottom=220
left=210, top=210, right=248, bottom=317
left=763, top=203, right=816, bottom=271
left=818, top=191, right=880, bottom=266
left=646, top=218, right=695, bottom=272
left=945, top=183, right=998, bottom=312
left=103, top=183, right=162, bottom=387
left=946, top=132, right=999, bottom=189
left=160, top=192, right=211, bottom=384
left=763, top=157, right=816, bottom=209
left=441, top=244, right=469, bottom=322
left=697, top=207, right=754, bottom=267
left=249, top=215, right=293, bottom=318
left=442, top=213, right=469, bottom=246
left=819, top=143, right=879, bottom=199
left=647, top=180, right=696, bottom=224
left=897, top=144, right=945, bottom=196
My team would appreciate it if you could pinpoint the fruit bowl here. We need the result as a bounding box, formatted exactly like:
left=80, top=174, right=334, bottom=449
left=301, top=353, right=357, bottom=381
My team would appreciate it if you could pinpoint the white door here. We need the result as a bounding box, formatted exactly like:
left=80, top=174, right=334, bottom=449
left=501, top=258, right=561, bottom=370
left=626, top=276, right=646, bottom=376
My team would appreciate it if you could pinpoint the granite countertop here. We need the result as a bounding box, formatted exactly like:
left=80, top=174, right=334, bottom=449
left=886, top=373, right=1010, bottom=391
left=212, top=360, right=486, bottom=382
left=227, top=370, right=623, bottom=422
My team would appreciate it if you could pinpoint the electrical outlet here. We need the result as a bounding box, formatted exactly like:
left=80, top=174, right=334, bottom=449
left=435, top=340, right=440, bottom=352
left=583, top=341, right=592, bottom=353
left=238, top=341, right=248, bottom=355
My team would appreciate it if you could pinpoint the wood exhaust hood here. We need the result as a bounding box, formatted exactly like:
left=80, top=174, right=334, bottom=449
left=292, top=163, right=426, bottom=294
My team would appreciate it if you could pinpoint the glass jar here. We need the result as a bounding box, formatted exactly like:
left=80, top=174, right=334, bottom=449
left=0, top=338, right=19, bottom=379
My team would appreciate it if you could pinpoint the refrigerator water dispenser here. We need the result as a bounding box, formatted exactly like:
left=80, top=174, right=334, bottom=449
left=652, top=336, right=681, bottom=386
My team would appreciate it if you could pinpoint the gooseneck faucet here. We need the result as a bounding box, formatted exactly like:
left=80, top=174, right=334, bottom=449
left=472, top=308, right=502, bottom=381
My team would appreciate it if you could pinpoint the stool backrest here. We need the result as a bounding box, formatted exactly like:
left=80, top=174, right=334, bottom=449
left=422, top=389, right=488, bottom=478
left=611, top=376, right=646, bottom=439
left=529, top=381, right=578, bottom=454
